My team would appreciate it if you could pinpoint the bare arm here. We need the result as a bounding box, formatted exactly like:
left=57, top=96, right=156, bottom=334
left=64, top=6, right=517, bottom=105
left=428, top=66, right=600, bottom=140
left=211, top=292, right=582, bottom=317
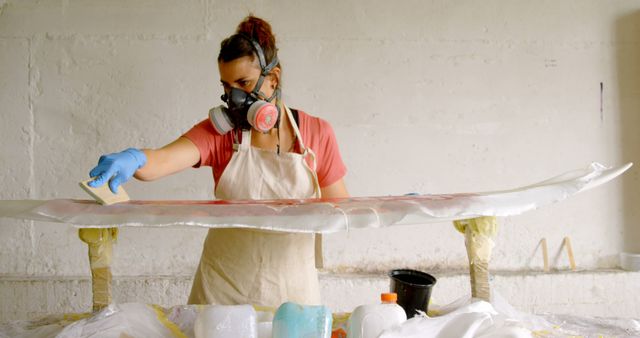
left=134, top=137, right=201, bottom=181
left=320, top=178, right=349, bottom=198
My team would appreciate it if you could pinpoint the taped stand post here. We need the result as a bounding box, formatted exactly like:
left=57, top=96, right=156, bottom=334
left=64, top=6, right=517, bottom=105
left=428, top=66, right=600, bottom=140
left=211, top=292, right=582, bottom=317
left=541, top=238, right=550, bottom=272
left=453, top=216, right=498, bottom=301
left=315, top=233, right=324, bottom=269
left=563, top=236, right=577, bottom=271
left=78, top=228, right=118, bottom=312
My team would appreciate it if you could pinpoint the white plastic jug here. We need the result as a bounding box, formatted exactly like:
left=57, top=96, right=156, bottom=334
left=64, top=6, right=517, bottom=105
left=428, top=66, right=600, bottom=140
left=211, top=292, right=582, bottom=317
left=256, top=310, right=273, bottom=338
left=347, top=293, right=407, bottom=338
left=194, top=304, right=257, bottom=338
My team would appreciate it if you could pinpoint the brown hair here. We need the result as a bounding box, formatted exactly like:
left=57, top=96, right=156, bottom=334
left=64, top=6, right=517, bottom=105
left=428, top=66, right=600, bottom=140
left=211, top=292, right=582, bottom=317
left=218, top=15, right=280, bottom=71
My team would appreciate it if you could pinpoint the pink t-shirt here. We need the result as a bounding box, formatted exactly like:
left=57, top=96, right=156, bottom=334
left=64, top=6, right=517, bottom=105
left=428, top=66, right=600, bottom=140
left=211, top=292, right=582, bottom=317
left=182, top=110, right=347, bottom=188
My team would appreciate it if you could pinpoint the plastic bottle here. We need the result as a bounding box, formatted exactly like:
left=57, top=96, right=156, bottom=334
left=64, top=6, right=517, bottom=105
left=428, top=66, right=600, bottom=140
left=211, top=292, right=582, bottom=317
left=347, top=293, right=407, bottom=338
left=256, top=309, right=273, bottom=338
left=194, top=304, right=257, bottom=338
left=272, top=302, right=333, bottom=338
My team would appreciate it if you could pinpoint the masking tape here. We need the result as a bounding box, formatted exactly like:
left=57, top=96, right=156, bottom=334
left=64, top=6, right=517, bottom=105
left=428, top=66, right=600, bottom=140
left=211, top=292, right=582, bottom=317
left=91, top=267, right=112, bottom=310
left=466, top=225, right=494, bottom=301
left=79, top=228, right=117, bottom=311
left=62, top=312, right=92, bottom=322
left=453, top=218, right=470, bottom=234
left=454, top=217, right=497, bottom=301
left=253, top=305, right=276, bottom=313
left=332, top=312, right=350, bottom=326
left=78, top=228, right=119, bottom=244
left=453, top=216, right=498, bottom=237
left=151, top=304, right=188, bottom=338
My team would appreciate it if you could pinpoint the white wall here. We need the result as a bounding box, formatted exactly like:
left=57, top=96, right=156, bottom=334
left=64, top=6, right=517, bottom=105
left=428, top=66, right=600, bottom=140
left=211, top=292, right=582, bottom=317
left=1, top=0, right=639, bottom=320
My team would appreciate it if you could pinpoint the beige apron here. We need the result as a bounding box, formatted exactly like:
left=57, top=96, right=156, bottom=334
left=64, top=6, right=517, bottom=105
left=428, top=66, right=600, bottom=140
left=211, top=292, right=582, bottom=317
left=188, top=106, right=323, bottom=307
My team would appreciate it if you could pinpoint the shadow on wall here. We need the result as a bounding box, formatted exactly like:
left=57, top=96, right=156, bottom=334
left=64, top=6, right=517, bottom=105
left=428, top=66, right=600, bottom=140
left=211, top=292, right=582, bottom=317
left=617, top=11, right=640, bottom=254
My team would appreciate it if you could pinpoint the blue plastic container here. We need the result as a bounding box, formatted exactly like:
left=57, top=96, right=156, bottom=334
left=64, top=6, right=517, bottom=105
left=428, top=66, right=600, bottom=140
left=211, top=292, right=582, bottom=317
left=272, top=302, right=332, bottom=338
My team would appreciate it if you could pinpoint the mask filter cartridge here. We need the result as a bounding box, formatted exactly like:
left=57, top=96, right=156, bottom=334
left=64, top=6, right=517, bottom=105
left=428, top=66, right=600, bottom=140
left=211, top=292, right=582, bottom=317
left=209, top=101, right=279, bottom=135
left=209, top=106, right=234, bottom=135
left=247, top=101, right=278, bottom=133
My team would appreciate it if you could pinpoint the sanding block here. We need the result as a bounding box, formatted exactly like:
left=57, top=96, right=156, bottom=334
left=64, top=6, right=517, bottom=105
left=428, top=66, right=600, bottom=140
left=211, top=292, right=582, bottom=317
left=79, top=179, right=130, bottom=205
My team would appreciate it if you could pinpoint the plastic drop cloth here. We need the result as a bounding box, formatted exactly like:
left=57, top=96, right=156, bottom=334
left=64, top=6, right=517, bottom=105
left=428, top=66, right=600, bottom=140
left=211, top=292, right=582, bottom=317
left=2, top=293, right=639, bottom=338
left=0, top=304, right=271, bottom=338
left=0, top=163, right=631, bottom=233
left=378, top=290, right=640, bottom=338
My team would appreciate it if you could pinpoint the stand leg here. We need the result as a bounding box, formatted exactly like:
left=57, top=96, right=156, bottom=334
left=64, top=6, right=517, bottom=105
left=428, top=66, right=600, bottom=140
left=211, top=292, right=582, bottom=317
left=78, top=228, right=118, bottom=312
left=453, top=217, right=497, bottom=302
left=315, top=233, right=324, bottom=269
left=563, top=236, right=577, bottom=271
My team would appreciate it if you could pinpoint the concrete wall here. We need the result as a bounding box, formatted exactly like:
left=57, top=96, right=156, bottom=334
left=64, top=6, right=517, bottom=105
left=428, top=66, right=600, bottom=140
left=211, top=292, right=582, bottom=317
left=1, top=0, right=640, bottom=321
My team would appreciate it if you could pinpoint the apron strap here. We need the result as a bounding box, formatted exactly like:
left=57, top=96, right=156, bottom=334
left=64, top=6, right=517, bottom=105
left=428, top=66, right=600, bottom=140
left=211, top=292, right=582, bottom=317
left=241, top=130, right=251, bottom=146
left=231, top=129, right=242, bottom=152
left=284, top=106, right=324, bottom=269
left=285, top=105, right=307, bottom=152
left=305, top=148, right=318, bottom=173
left=285, top=105, right=320, bottom=174
left=231, top=130, right=250, bottom=152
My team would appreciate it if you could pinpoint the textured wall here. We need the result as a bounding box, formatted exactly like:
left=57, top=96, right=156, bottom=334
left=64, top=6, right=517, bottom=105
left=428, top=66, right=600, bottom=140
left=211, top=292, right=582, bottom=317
left=3, top=270, right=639, bottom=321
left=1, top=0, right=640, bottom=320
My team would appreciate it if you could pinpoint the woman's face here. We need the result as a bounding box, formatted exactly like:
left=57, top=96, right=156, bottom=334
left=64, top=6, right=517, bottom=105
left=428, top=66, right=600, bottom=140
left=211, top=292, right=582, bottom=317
left=218, top=55, right=279, bottom=100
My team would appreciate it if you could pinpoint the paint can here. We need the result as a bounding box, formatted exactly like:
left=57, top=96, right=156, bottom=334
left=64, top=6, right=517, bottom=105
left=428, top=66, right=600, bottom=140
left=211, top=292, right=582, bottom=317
left=389, top=269, right=437, bottom=318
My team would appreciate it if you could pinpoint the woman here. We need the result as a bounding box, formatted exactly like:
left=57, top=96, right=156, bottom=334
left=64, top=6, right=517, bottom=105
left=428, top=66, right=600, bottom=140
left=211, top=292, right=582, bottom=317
left=88, top=16, right=349, bottom=307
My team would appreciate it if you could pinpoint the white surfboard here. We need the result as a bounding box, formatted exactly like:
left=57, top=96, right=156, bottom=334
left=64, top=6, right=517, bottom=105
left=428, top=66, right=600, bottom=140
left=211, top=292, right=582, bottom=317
left=0, top=162, right=632, bottom=233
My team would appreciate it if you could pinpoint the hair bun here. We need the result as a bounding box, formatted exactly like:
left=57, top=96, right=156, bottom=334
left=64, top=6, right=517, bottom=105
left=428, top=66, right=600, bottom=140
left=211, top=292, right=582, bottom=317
left=236, top=16, right=276, bottom=51
left=218, top=15, right=280, bottom=68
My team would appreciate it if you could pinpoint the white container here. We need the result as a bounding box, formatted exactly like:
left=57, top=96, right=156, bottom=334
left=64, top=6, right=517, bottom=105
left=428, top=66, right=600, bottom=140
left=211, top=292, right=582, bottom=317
left=257, top=321, right=272, bottom=338
left=194, top=304, right=257, bottom=338
left=347, top=303, right=407, bottom=338
left=620, top=252, right=640, bottom=271
left=256, top=310, right=273, bottom=338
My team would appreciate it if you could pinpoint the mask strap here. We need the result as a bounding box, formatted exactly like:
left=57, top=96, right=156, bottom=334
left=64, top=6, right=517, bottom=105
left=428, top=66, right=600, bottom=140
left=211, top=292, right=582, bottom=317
left=252, top=76, right=267, bottom=99
left=265, top=87, right=279, bottom=103
left=239, top=34, right=279, bottom=74
left=240, top=35, right=266, bottom=69
left=251, top=65, right=279, bottom=101
left=237, top=34, right=279, bottom=101
left=273, top=88, right=282, bottom=128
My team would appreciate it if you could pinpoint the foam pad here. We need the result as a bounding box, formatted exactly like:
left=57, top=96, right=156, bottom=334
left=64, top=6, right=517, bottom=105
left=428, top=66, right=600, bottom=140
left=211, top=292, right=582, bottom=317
left=79, top=179, right=130, bottom=205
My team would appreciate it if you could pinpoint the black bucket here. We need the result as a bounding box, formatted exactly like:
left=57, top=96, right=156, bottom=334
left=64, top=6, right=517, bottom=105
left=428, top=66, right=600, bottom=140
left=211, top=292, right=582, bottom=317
left=389, top=269, right=437, bottom=318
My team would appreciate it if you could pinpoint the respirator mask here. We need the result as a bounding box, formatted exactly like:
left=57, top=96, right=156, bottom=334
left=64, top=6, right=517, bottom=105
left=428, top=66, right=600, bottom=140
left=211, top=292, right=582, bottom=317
left=210, top=35, right=280, bottom=134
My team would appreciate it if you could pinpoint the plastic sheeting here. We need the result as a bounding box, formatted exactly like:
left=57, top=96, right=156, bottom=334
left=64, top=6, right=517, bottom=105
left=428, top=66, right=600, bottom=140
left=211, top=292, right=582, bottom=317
left=2, top=293, right=639, bottom=338
left=0, top=162, right=631, bottom=233
left=379, top=301, right=533, bottom=338
left=380, top=291, right=640, bottom=337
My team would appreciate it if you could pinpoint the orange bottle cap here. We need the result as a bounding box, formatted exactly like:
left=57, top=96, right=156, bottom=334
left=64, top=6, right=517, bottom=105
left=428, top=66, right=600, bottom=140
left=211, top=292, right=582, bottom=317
left=381, top=292, right=397, bottom=303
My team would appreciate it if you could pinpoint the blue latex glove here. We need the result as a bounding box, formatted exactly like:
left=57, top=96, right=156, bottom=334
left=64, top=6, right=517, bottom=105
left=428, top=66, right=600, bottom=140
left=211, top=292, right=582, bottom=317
left=88, top=148, right=147, bottom=194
